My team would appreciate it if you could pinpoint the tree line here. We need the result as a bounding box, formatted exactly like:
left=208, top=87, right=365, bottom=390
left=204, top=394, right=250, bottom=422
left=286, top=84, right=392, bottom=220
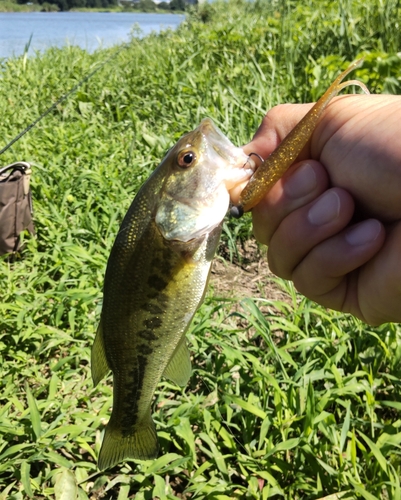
left=17, top=0, right=191, bottom=12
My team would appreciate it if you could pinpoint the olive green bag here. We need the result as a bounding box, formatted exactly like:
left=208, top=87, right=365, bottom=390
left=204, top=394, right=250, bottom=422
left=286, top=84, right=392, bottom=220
left=0, top=162, right=34, bottom=255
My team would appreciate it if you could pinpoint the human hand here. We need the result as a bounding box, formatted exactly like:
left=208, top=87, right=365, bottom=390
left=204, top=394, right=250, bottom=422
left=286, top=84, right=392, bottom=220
left=241, top=94, right=401, bottom=325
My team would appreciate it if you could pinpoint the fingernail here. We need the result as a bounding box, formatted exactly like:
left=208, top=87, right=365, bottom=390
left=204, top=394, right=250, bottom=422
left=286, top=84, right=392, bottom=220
left=345, top=219, right=382, bottom=246
left=308, top=191, right=341, bottom=226
left=284, top=162, right=317, bottom=199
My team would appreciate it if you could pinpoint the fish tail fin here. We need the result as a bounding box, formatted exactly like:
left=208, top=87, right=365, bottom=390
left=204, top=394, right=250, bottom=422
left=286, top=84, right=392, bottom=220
left=98, top=416, right=159, bottom=470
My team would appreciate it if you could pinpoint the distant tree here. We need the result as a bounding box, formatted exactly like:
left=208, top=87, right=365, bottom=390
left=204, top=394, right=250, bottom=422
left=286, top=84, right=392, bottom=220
left=20, top=0, right=122, bottom=10
left=41, top=1, right=60, bottom=10
left=87, top=0, right=102, bottom=7
left=54, top=0, right=68, bottom=10
left=137, top=0, right=156, bottom=11
left=170, top=0, right=185, bottom=10
left=157, top=1, right=170, bottom=8
left=68, top=0, right=86, bottom=8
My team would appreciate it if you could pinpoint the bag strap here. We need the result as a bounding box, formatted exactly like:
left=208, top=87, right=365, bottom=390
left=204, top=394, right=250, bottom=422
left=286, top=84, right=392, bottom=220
left=0, top=162, right=32, bottom=197
left=0, top=161, right=31, bottom=177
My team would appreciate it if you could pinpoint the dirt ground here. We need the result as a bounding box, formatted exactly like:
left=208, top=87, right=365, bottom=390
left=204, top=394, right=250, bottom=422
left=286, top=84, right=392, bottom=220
left=210, top=239, right=291, bottom=304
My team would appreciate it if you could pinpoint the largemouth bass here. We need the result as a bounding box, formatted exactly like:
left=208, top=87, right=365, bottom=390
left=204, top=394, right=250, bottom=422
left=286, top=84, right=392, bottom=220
left=92, top=60, right=367, bottom=470
left=91, top=118, right=255, bottom=470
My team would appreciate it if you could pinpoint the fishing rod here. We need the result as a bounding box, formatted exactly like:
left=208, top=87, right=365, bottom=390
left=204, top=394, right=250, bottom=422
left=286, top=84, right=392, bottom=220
left=0, top=41, right=131, bottom=157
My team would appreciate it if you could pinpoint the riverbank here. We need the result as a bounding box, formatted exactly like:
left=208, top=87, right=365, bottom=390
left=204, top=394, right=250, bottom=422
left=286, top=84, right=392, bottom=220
left=0, top=0, right=42, bottom=11
left=0, top=0, right=184, bottom=13
left=0, top=5, right=183, bottom=13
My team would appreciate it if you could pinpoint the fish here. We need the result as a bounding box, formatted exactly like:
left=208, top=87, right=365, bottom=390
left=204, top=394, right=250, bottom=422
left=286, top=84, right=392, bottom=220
left=92, top=60, right=367, bottom=470
left=91, top=118, right=255, bottom=470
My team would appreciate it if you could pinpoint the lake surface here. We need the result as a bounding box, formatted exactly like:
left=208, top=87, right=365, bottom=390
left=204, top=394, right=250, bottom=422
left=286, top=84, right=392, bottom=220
left=0, top=12, right=184, bottom=59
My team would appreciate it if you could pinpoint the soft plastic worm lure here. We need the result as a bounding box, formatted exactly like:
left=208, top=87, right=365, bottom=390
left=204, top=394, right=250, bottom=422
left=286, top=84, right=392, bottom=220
left=231, top=59, right=369, bottom=217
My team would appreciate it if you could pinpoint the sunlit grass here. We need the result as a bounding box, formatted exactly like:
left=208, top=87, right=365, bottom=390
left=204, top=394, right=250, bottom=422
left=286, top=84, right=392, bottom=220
left=0, top=0, right=401, bottom=498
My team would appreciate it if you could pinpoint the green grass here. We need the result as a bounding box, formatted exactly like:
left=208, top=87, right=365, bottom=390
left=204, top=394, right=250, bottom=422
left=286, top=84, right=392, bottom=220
left=0, top=0, right=43, bottom=11
left=0, top=0, right=401, bottom=498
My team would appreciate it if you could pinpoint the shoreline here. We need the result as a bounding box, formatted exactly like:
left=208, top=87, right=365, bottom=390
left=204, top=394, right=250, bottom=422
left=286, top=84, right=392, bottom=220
left=0, top=8, right=183, bottom=13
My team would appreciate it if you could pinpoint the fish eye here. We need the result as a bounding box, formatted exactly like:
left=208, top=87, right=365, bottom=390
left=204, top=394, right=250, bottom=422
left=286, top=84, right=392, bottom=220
left=177, top=150, right=196, bottom=168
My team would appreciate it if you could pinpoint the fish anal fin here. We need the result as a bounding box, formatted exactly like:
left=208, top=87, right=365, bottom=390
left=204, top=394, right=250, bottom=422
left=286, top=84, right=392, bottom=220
left=98, top=415, right=159, bottom=470
left=91, top=319, right=110, bottom=387
left=163, top=338, right=192, bottom=387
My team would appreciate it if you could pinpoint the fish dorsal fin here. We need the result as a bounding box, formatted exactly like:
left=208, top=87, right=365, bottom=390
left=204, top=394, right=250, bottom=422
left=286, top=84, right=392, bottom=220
left=163, top=338, right=192, bottom=387
left=91, top=319, right=110, bottom=386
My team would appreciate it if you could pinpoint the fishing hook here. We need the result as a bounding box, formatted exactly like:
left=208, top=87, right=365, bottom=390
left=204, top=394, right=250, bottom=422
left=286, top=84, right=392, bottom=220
left=230, top=152, right=265, bottom=219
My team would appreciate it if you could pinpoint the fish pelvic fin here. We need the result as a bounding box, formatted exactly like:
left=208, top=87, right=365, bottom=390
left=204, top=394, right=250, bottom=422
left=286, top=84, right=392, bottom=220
left=91, top=319, right=110, bottom=386
left=98, top=415, right=159, bottom=470
left=163, top=337, right=192, bottom=387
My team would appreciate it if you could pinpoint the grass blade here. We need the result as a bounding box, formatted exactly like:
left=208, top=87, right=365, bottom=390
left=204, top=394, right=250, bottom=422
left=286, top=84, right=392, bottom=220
left=25, top=382, right=42, bottom=440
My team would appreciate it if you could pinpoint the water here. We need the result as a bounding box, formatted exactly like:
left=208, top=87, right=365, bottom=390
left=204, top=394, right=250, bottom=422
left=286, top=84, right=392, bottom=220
left=0, top=12, right=184, bottom=59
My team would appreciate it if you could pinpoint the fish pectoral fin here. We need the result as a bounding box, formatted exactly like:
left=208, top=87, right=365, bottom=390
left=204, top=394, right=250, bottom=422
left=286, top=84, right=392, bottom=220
left=163, top=337, right=192, bottom=387
left=98, top=415, right=159, bottom=470
left=91, top=319, right=110, bottom=386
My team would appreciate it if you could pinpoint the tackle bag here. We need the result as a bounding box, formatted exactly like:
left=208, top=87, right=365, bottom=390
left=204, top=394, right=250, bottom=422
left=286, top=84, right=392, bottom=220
left=0, top=162, right=34, bottom=255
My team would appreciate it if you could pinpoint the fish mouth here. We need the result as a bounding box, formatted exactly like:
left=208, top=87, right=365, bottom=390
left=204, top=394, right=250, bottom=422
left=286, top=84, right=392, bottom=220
left=224, top=154, right=256, bottom=191
left=197, top=118, right=257, bottom=189
left=198, top=118, right=241, bottom=160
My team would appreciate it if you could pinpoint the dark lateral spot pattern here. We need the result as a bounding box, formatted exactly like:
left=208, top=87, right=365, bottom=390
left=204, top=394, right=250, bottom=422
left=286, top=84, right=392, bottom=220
left=147, top=274, right=168, bottom=291
left=137, top=329, right=158, bottom=341
left=121, top=355, right=147, bottom=435
left=138, top=342, right=154, bottom=355
left=118, top=248, right=173, bottom=435
left=151, top=257, right=173, bottom=275
left=119, top=301, right=166, bottom=435
left=144, top=317, right=162, bottom=329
